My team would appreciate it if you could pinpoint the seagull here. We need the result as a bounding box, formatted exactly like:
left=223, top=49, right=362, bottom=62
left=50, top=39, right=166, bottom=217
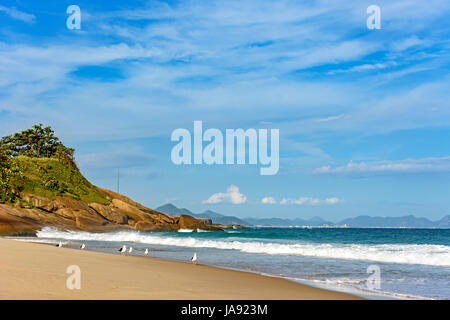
left=191, top=252, right=197, bottom=264
left=128, top=247, right=133, bottom=254
left=80, top=243, right=86, bottom=250
left=144, top=248, right=149, bottom=256
left=119, top=245, right=127, bottom=253
left=56, top=241, right=62, bottom=248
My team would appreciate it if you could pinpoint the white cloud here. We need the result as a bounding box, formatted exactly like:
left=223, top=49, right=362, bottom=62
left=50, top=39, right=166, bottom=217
left=0, top=0, right=449, bottom=153
left=280, top=197, right=342, bottom=205
left=0, top=6, right=35, bottom=23
left=316, top=114, right=345, bottom=122
left=203, top=185, right=247, bottom=204
left=328, top=62, right=395, bottom=75
left=279, top=78, right=450, bottom=139
left=314, top=156, right=450, bottom=175
left=391, top=36, right=428, bottom=52
left=325, top=197, right=341, bottom=204
left=261, top=197, right=276, bottom=204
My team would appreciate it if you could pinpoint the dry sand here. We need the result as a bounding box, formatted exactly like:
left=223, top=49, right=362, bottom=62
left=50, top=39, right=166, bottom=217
left=0, top=239, right=361, bottom=299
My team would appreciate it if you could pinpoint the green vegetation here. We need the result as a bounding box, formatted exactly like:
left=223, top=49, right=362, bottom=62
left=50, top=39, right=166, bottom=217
left=0, top=124, right=77, bottom=168
left=0, top=125, right=109, bottom=205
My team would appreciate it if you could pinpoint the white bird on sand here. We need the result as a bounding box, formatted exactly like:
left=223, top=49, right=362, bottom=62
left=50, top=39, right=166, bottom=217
left=191, top=253, right=197, bottom=264
left=119, top=245, right=127, bottom=253
left=129, top=247, right=133, bottom=254
left=56, top=241, right=62, bottom=248
left=80, top=243, right=86, bottom=250
left=144, top=248, right=149, bottom=256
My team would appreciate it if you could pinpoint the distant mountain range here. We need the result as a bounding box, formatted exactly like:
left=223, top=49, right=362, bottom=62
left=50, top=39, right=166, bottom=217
left=339, top=215, right=450, bottom=228
left=156, top=204, right=251, bottom=226
left=156, top=204, right=450, bottom=228
left=243, top=216, right=334, bottom=227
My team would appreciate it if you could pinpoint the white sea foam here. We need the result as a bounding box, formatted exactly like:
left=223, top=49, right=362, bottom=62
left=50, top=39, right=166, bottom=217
left=288, top=276, right=431, bottom=300
left=36, top=228, right=450, bottom=267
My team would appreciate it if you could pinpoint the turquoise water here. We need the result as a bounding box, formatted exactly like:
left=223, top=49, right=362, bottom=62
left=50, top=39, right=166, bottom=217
left=171, top=227, right=450, bottom=245
left=27, top=227, right=450, bottom=299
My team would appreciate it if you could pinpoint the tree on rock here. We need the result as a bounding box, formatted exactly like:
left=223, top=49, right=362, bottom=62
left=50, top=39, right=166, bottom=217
left=0, top=124, right=77, bottom=169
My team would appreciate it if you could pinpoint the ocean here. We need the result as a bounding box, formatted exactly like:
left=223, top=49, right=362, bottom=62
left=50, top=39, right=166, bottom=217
left=16, top=227, right=450, bottom=299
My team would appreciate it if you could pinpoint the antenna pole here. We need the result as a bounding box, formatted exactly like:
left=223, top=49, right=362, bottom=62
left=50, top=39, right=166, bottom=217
left=117, top=168, right=120, bottom=194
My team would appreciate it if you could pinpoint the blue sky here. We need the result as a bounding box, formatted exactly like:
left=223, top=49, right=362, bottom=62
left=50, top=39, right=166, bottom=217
left=1, top=0, right=449, bottom=221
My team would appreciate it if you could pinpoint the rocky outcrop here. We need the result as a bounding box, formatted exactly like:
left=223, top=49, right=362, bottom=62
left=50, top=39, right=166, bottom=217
left=0, top=209, right=39, bottom=236
left=0, top=188, right=222, bottom=236
left=196, top=217, right=213, bottom=225
left=88, top=203, right=128, bottom=225
left=178, top=215, right=214, bottom=231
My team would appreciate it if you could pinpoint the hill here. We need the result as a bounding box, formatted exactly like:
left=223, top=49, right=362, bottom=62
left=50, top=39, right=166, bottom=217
left=156, top=203, right=195, bottom=216
left=156, top=204, right=450, bottom=228
left=244, top=216, right=335, bottom=227
left=338, top=215, right=450, bottom=228
left=0, top=125, right=221, bottom=236
left=436, top=215, right=450, bottom=228
left=3, top=156, right=110, bottom=204
left=156, top=204, right=252, bottom=226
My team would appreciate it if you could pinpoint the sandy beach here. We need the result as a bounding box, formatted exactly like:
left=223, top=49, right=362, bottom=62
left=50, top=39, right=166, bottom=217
left=0, top=239, right=361, bottom=300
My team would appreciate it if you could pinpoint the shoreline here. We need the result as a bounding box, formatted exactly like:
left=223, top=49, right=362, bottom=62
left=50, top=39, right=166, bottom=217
left=0, top=238, right=362, bottom=300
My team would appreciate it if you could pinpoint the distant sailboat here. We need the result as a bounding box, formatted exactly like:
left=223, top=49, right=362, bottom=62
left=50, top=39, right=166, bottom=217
left=191, top=252, right=197, bottom=264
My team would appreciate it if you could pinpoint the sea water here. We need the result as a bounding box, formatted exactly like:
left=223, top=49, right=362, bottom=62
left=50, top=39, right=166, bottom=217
left=16, top=227, right=450, bottom=299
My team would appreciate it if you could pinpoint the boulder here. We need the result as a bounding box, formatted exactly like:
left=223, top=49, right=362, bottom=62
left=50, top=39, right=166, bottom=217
left=20, top=193, right=58, bottom=212
left=178, top=215, right=222, bottom=231
left=135, top=221, right=172, bottom=232
left=99, top=188, right=150, bottom=211
left=0, top=189, right=223, bottom=234
left=0, top=208, right=40, bottom=236
left=111, top=198, right=150, bottom=222
left=196, top=217, right=213, bottom=225
left=54, top=208, right=77, bottom=220
left=149, top=212, right=176, bottom=226
left=89, top=203, right=128, bottom=224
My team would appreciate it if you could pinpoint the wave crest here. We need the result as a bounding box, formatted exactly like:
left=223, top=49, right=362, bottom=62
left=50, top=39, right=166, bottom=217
left=36, top=228, right=450, bottom=267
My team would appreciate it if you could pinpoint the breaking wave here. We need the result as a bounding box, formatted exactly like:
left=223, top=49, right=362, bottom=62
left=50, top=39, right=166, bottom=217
left=36, top=228, right=450, bottom=267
